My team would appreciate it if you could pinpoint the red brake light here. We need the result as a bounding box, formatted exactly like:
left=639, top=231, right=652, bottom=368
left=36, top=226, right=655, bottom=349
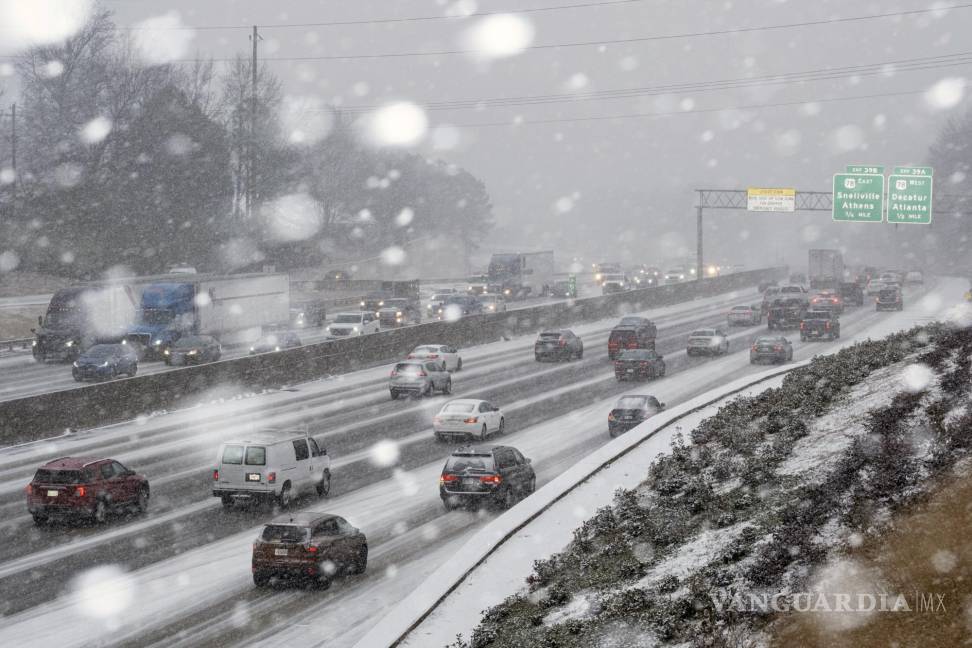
left=774, top=345, right=783, bottom=351
left=639, top=361, right=649, bottom=367
left=439, top=473, right=459, bottom=484
left=417, top=371, right=427, bottom=377
left=800, top=322, right=805, bottom=330
left=751, top=344, right=758, bottom=352
left=75, top=486, right=86, bottom=497
left=391, top=370, right=398, bottom=377
left=558, top=338, right=566, bottom=347
left=406, top=354, right=414, bottom=359
left=25, top=484, right=32, bottom=495
left=480, top=475, right=502, bottom=485
left=608, top=412, right=616, bottom=421
left=213, top=469, right=219, bottom=481
left=825, top=322, right=831, bottom=329
left=428, top=354, right=439, bottom=359
left=305, top=545, right=319, bottom=553
left=267, top=472, right=276, bottom=484
left=463, top=417, right=478, bottom=424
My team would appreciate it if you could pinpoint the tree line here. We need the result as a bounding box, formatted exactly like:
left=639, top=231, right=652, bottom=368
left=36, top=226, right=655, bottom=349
left=0, top=10, right=493, bottom=279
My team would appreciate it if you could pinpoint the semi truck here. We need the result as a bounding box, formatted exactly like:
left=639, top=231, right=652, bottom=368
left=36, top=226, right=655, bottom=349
left=487, top=251, right=555, bottom=300
left=124, top=273, right=290, bottom=357
left=31, top=280, right=148, bottom=362
left=808, top=249, right=845, bottom=290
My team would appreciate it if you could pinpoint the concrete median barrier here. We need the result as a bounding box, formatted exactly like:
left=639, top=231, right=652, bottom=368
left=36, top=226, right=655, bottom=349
left=0, top=267, right=784, bottom=445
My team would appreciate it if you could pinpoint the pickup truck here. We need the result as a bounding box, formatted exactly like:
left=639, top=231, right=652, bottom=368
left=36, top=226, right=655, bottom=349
left=767, top=298, right=806, bottom=330
left=800, top=309, right=840, bottom=341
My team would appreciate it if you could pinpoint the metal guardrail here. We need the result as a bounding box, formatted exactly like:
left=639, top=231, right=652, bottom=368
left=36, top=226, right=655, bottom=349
left=0, top=337, right=32, bottom=353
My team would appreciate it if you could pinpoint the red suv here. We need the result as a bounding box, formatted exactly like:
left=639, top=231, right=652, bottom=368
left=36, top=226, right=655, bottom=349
left=26, top=457, right=150, bottom=524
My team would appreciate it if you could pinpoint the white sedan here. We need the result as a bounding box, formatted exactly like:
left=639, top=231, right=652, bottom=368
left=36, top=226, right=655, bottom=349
left=433, top=399, right=505, bottom=442
left=407, top=344, right=462, bottom=371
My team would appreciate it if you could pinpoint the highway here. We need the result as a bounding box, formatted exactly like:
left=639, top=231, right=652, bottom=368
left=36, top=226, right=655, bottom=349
left=0, top=278, right=950, bottom=647
left=0, top=281, right=599, bottom=403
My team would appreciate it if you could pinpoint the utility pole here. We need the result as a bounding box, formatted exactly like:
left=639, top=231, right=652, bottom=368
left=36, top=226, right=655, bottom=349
left=10, top=103, right=16, bottom=222
left=696, top=190, right=703, bottom=282
left=247, top=25, right=259, bottom=220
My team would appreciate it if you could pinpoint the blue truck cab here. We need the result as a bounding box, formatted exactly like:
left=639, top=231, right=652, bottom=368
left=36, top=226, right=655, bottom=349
left=125, top=283, right=199, bottom=358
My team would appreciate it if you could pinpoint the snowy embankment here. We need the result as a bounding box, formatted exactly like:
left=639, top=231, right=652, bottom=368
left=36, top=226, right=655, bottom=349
left=365, top=287, right=972, bottom=648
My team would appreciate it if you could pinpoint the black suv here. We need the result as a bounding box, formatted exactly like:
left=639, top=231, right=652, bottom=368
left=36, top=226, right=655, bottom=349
left=439, top=446, right=536, bottom=510
left=534, top=329, right=584, bottom=361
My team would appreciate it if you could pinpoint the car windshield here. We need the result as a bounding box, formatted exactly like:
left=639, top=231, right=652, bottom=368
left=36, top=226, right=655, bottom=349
left=616, top=397, right=649, bottom=410
left=174, top=337, right=208, bottom=348
left=442, top=402, right=476, bottom=414
left=83, top=345, right=117, bottom=358
left=731, top=306, right=750, bottom=312
left=445, top=455, right=494, bottom=473
left=261, top=525, right=309, bottom=543
left=756, top=337, right=782, bottom=344
left=412, top=346, right=439, bottom=354
left=617, top=349, right=651, bottom=360
left=395, top=363, right=424, bottom=375
left=334, top=314, right=362, bottom=324
left=691, top=330, right=716, bottom=337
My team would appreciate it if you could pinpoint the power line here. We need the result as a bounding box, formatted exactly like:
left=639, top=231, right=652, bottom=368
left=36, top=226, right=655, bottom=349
left=334, top=50, right=972, bottom=114
left=162, top=3, right=972, bottom=62
left=114, top=0, right=645, bottom=31
left=447, top=88, right=928, bottom=128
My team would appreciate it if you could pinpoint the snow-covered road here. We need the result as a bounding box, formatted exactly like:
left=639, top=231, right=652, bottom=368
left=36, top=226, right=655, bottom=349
left=0, top=278, right=955, bottom=648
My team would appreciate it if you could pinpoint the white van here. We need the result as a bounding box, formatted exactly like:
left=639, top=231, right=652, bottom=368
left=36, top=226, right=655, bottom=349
left=213, top=429, right=330, bottom=508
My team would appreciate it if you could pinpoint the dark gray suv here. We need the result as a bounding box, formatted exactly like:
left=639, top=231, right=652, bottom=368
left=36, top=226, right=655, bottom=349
left=439, top=446, right=536, bottom=510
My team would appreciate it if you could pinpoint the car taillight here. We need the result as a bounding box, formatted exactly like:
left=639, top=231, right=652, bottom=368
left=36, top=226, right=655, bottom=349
left=751, top=345, right=758, bottom=352
left=433, top=417, right=442, bottom=424
left=75, top=486, right=86, bottom=497
left=627, top=342, right=637, bottom=349
left=463, top=417, right=478, bottom=423
left=428, top=354, right=439, bottom=359
left=268, top=472, right=276, bottom=484
left=391, top=370, right=398, bottom=377
left=825, top=322, right=831, bottom=329
left=608, top=412, right=616, bottom=421
left=558, top=338, right=566, bottom=347
left=800, top=322, right=805, bottom=330
left=25, top=484, right=33, bottom=495
left=480, top=475, right=502, bottom=485
left=406, top=354, right=414, bottom=359
left=417, top=371, right=427, bottom=377
left=774, top=345, right=782, bottom=351
left=639, top=361, right=649, bottom=367
left=213, top=469, right=219, bottom=481
left=439, top=474, right=458, bottom=484
left=305, top=545, right=318, bottom=553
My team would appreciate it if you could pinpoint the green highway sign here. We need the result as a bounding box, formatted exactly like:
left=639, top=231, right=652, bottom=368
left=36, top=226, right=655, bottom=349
left=846, top=165, right=884, bottom=175
left=887, top=172, right=933, bottom=224
left=833, top=173, right=885, bottom=222
left=892, top=166, right=933, bottom=176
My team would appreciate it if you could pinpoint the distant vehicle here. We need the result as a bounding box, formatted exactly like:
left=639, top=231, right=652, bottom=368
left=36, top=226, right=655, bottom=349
left=809, top=290, right=844, bottom=314
left=905, top=271, right=924, bottom=285
left=407, top=344, right=462, bottom=371
left=550, top=280, right=577, bottom=298
left=166, top=265, right=198, bottom=275
left=800, top=309, right=840, bottom=341
left=601, top=274, right=629, bottom=294
left=426, top=293, right=454, bottom=317
left=687, top=328, right=730, bottom=356
left=839, top=282, right=865, bottom=307
left=534, top=329, right=584, bottom=361
left=608, top=395, right=665, bottom=437
left=325, top=312, right=379, bottom=338
left=593, top=262, right=622, bottom=286
left=359, top=280, right=421, bottom=317
left=758, top=280, right=778, bottom=293
left=389, top=359, right=452, bottom=399
left=251, top=513, right=367, bottom=588
left=289, top=299, right=327, bottom=328
left=727, top=305, right=762, bottom=326
left=488, top=251, right=555, bottom=299
left=378, top=298, right=421, bottom=328
left=466, top=274, right=490, bottom=295
left=125, top=273, right=289, bottom=359
left=880, top=271, right=902, bottom=284
left=324, top=269, right=351, bottom=282
left=629, top=264, right=659, bottom=286
left=617, top=315, right=652, bottom=328
left=249, top=331, right=302, bottom=355
left=663, top=268, right=687, bottom=284
left=433, top=399, right=505, bottom=442
left=360, top=292, right=388, bottom=315
left=865, top=279, right=888, bottom=296
left=767, top=298, right=807, bottom=330
left=808, top=249, right=844, bottom=290
left=778, top=284, right=809, bottom=302
left=72, top=343, right=138, bottom=382
left=27, top=457, right=149, bottom=524
left=613, top=348, right=666, bottom=381
left=439, top=446, right=535, bottom=511
left=213, top=429, right=330, bottom=508
left=608, top=319, right=657, bottom=360
left=479, top=293, right=507, bottom=313
left=760, top=285, right=782, bottom=312
left=163, top=335, right=221, bottom=365
left=876, top=287, right=904, bottom=311
left=435, top=294, right=483, bottom=320
left=788, top=273, right=807, bottom=286
left=750, top=335, right=793, bottom=364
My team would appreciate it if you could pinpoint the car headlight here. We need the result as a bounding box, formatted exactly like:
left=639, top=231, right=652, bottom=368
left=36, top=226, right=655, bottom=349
left=378, top=301, right=384, bottom=306
left=187, top=350, right=197, bottom=355
left=101, top=361, right=109, bottom=367
left=65, top=340, right=74, bottom=347
left=325, top=327, right=331, bottom=334
left=153, top=340, right=162, bottom=346
left=32, top=340, right=37, bottom=347
left=249, top=346, right=255, bottom=352
left=274, top=346, right=280, bottom=351
left=164, top=349, right=170, bottom=355
left=72, top=361, right=79, bottom=367
left=360, top=301, right=365, bottom=307
left=352, top=326, right=359, bottom=332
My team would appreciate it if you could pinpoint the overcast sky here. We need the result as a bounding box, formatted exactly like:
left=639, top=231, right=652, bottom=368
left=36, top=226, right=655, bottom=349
left=12, top=0, right=972, bottom=270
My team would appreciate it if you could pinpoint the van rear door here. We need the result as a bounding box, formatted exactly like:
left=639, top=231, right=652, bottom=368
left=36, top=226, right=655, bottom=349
left=217, top=444, right=246, bottom=489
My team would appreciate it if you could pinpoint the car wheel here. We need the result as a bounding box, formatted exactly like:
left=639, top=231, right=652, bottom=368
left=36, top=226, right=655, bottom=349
left=528, top=476, right=537, bottom=495
left=350, top=545, right=369, bottom=574
left=534, top=354, right=542, bottom=362
left=577, top=347, right=583, bottom=359
left=442, top=498, right=457, bottom=512
left=277, top=484, right=293, bottom=509
left=92, top=499, right=108, bottom=524
left=480, top=424, right=488, bottom=441
left=220, top=495, right=234, bottom=509
left=424, top=382, right=433, bottom=398
left=442, top=379, right=452, bottom=395
left=498, top=417, right=505, bottom=435
left=316, top=471, right=331, bottom=498
left=390, top=390, right=398, bottom=400
left=435, top=432, right=447, bottom=443
left=502, top=487, right=516, bottom=509
left=129, top=364, right=138, bottom=377
left=31, top=513, right=48, bottom=525
left=136, top=487, right=149, bottom=514
left=110, top=367, right=118, bottom=380
left=456, top=358, right=463, bottom=371
left=253, top=571, right=270, bottom=587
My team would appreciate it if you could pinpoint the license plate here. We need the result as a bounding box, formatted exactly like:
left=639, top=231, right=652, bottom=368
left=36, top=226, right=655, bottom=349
left=626, top=368, right=635, bottom=373
left=46, top=490, right=58, bottom=497
left=247, top=473, right=260, bottom=482
left=623, top=415, right=634, bottom=420
left=462, top=478, right=478, bottom=488
left=274, top=548, right=288, bottom=556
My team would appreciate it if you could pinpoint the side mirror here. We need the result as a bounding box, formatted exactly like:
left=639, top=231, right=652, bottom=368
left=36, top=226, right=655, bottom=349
left=660, top=403, right=667, bottom=409
left=526, top=458, right=532, bottom=464
left=37, top=315, right=43, bottom=326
